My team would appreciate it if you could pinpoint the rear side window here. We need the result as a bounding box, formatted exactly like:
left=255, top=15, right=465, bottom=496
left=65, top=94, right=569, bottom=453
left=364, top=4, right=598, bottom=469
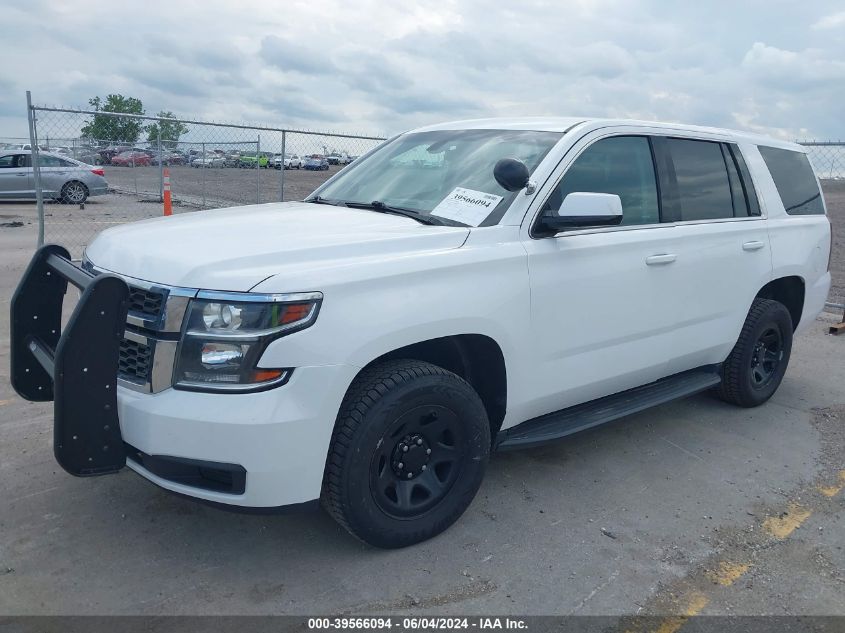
left=758, top=146, right=824, bottom=215
left=39, top=155, right=65, bottom=167
left=666, top=138, right=733, bottom=221
left=542, top=136, right=660, bottom=226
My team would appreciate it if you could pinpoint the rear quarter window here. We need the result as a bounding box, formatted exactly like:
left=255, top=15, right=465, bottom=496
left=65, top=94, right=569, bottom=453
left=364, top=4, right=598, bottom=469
left=758, top=146, right=824, bottom=215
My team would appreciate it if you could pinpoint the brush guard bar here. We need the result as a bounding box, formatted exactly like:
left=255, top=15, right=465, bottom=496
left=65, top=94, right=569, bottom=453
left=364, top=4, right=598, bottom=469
left=10, top=245, right=130, bottom=476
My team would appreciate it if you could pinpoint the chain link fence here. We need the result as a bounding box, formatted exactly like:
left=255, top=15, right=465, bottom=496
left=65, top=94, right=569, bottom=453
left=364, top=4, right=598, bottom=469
left=801, top=142, right=845, bottom=181
left=16, top=95, right=844, bottom=270
left=24, top=95, right=385, bottom=257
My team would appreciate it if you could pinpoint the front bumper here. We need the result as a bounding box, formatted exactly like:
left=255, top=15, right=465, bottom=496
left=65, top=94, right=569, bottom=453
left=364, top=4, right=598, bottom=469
left=10, top=245, right=358, bottom=509
left=118, top=363, right=359, bottom=507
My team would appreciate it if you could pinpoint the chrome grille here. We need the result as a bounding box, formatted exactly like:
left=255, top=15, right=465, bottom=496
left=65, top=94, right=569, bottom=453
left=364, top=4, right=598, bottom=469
left=118, top=337, right=152, bottom=383
left=81, top=257, right=196, bottom=393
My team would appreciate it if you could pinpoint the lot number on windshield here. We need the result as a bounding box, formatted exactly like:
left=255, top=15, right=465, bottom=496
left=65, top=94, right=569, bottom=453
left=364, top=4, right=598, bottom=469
left=431, top=187, right=503, bottom=226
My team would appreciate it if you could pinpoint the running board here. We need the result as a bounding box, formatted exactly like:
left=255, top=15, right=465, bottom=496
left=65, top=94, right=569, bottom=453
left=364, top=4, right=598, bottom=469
left=496, top=366, right=721, bottom=451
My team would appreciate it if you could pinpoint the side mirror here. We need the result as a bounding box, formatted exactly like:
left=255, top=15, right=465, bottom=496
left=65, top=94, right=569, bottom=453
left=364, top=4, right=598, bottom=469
left=536, top=192, right=623, bottom=235
left=493, top=158, right=530, bottom=192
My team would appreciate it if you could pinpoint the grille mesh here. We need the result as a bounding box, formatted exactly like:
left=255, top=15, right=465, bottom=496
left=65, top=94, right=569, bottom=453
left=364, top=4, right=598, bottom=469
left=118, top=338, right=152, bottom=383
left=127, top=286, right=164, bottom=320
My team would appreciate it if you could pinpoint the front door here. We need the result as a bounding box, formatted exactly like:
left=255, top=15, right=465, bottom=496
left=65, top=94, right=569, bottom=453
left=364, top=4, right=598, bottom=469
left=521, top=134, right=682, bottom=419
left=0, top=153, right=33, bottom=198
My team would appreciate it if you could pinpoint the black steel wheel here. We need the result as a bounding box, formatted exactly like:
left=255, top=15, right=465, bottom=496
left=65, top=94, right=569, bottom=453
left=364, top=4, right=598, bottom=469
left=369, top=404, right=466, bottom=519
left=322, top=359, right=490, bottom=548
left=716, top=298, right=793, bottom=407
left=749, top=326, right=784, bottom=389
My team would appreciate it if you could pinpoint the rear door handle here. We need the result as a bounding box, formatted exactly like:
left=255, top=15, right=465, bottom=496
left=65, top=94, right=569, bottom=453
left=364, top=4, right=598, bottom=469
left=743, top=241, right=765, bottom=252
left=645, top=254, right=677, bottom=266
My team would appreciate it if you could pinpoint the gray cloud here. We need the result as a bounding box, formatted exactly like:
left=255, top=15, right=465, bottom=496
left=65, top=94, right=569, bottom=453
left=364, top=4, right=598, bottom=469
left=261, top=36, right=339, bottom=76
left=0, top=0, right=842, bottom=142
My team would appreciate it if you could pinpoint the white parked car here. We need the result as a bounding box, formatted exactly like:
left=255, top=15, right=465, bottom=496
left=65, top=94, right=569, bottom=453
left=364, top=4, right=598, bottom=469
left=327, top=152, right=350, bottom=165
left=273, top=153, right=303, bottom=170
left=191, top=154, right=224, bottom=168
left=11, top=117, right=832, bottom=548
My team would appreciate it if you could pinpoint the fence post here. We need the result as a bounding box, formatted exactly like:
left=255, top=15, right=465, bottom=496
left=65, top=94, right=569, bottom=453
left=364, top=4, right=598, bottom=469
left=157, top=123, right=163, bottom=202
left=26, top=91, right=45, bottom=247
left=201, top=142, right=206, bottom=209
left=279, top=130, right=286, bottom=202
left=256, top=134, right=261, bottom=204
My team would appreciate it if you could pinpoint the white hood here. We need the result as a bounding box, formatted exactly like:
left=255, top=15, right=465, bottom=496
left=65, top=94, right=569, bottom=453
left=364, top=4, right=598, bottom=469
left=85, top=202, right=470, bottom=290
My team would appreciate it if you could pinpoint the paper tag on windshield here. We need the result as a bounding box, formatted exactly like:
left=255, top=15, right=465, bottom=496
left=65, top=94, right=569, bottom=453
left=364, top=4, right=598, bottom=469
left=431, top=187, right=503, bottom=226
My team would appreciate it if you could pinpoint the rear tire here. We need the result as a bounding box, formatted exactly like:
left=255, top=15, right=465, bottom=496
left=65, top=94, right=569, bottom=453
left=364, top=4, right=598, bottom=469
left=60, top=181, right=88, bottom=204
left=322, top=359, right=490, bottom=548
left=716, top=298, right=793, bottom=407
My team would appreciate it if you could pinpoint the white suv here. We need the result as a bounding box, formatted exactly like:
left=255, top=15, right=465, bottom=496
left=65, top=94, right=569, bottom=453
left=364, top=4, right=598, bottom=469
left=273, top=153, right=303, bottom=170
left=10, top=118, right=832, bottom=548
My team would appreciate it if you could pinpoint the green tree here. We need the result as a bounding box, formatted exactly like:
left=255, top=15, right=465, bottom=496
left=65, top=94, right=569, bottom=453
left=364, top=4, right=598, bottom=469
left=80, top=94, right=145, bottom=144
left=146, top=111, right=189, bottom=149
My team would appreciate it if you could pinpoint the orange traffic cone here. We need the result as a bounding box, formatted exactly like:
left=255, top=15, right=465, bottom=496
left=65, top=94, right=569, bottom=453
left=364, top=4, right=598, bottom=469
left=163, top=168, right=172, bottom=216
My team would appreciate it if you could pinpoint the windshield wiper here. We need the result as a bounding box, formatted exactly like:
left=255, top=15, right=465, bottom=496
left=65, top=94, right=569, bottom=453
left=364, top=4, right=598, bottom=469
left=344, top=200, right=445, bottom=226
left=305, top=195, right=347, bottom=206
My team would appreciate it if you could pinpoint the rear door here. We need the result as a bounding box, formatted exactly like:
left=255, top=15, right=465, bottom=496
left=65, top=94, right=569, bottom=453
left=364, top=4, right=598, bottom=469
left=37, top=154, right=72, bottom=197
left=658, top=137, right=773, bottom=374
left=0, top=153, right=32, bottom=198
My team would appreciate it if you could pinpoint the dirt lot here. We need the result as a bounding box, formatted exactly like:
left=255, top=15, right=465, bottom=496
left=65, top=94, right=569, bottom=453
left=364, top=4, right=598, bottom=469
left=0, top=183, right=844, bottom=620
left=103, top=163, right=341, bottom=207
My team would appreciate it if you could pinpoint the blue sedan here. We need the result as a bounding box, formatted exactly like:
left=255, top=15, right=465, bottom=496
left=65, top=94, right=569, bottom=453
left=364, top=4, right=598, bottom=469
left=304, top=156, right=329, bottom=171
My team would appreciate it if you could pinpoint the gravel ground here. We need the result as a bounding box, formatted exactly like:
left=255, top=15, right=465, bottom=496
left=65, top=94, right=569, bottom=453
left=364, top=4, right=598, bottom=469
left=102, top=163, right=340, bottom=207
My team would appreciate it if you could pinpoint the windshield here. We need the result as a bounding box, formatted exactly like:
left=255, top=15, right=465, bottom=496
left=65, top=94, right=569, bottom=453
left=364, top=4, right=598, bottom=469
left=309, top=129, right=562, bottom=226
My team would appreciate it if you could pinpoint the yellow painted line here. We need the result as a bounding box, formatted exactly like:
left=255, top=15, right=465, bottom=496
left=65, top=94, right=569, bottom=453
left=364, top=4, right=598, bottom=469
left=0, top=399, right=10, bottom=406
left=705, top=561, right=751, bottom=587
left=763, top=503, right=812, bottom=539
left=817, top=470, right=845, bottom=498
left=626, top=592, right=710, bottom=633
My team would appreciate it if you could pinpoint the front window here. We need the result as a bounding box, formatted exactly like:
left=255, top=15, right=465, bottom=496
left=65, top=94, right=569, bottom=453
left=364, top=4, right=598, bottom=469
left=310, top=129, right=562, bottom=226
left=540, top=136, right=659, bottom=227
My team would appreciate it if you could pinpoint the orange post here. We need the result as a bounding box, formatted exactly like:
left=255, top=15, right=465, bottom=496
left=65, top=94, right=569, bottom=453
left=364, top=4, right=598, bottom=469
left=163, top=168, right=172, bottom=216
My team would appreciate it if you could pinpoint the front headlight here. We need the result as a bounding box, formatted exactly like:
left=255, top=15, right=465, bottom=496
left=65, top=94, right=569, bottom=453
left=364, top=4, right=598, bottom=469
left=174, top=291, right=322, bottom=392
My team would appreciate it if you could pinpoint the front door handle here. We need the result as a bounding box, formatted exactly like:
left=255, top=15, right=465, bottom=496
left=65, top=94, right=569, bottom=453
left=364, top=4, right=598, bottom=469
left=743, top=241, right=765, bottom=252
left=645, top=254, right=677, bottom=266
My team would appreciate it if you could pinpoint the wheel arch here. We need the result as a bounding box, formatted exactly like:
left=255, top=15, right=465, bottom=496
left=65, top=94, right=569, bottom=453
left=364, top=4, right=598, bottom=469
left=756, top=276, right=805, bottom=331
left=353, top=334, right=508, bottom=443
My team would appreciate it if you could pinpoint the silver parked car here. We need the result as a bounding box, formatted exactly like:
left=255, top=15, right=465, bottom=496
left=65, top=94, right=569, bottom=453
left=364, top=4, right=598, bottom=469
left=0, top=150, right=108, bottom=204
left=191, top=154, right=225, bottom=168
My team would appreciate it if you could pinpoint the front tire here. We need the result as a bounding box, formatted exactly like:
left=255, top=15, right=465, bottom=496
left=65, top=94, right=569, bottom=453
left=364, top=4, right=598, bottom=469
left=322, top=359, right=490, bottom=548
left=716, top=298, right=793, bottom=408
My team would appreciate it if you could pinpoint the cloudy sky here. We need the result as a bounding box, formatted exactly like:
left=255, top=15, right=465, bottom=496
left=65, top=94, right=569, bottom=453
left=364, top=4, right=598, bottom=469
left=2, top=0, right=844, bottom=141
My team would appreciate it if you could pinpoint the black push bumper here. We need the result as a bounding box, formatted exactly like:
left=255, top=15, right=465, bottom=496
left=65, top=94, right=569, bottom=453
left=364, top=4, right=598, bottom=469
left=10, top=244, right=130, bottom=476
